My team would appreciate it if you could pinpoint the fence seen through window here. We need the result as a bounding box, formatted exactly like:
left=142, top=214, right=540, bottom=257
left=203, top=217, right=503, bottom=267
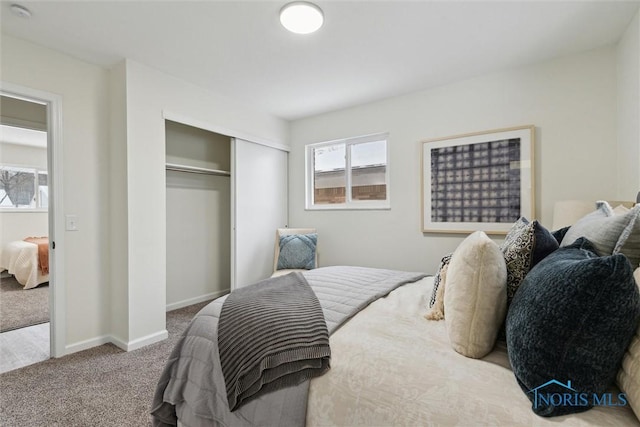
left=307, top=133, right=389, bottom=209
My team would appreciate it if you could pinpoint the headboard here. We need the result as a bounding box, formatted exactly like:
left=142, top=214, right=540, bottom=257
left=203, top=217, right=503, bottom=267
left=552, top=199, right=636, bottom=230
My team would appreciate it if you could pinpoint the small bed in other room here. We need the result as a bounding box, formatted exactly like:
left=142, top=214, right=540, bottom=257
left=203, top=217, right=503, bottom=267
left=0, top=237, right=49, bottom=289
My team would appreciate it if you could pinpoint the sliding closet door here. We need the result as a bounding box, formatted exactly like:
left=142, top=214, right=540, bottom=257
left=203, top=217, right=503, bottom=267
left=231, top=138, right=287, bottom=289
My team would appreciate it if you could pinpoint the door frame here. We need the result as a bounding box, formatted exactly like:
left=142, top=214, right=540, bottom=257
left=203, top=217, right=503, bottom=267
left=1, top=82, right=66, bottom=358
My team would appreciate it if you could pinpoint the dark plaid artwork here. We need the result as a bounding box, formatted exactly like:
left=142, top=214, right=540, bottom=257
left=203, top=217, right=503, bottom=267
left=430, top=138, right=521, bottom=223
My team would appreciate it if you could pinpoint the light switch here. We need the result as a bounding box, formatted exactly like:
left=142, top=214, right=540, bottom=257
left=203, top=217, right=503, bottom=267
left=65, top=214, right=79, bottom=231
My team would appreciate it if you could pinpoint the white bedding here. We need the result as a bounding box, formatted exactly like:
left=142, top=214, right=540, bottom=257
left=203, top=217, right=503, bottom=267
left=0, top=240, right=49, bottom=289
left=153, top=266, right=426, bottom=427
left=307, top=277, right=640, bottom=426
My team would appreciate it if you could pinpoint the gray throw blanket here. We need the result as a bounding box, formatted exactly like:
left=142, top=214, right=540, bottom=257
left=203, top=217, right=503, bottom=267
left=218, top=272, right=330, bottom=411
left=151, top=266, right=426, bottom=427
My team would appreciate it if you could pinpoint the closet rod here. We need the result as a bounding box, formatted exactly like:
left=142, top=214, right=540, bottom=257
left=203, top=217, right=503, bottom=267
left=165, top=162, right=231, bottom=176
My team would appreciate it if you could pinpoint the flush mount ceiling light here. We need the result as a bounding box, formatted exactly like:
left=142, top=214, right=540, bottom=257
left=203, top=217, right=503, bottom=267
left=280, top=2, right=323, bottom=34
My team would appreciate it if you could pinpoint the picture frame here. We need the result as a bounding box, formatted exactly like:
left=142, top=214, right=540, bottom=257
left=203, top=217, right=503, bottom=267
left=421, top=125, right=535, bottom=234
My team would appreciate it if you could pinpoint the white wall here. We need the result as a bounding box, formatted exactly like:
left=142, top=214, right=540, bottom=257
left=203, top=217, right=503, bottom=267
left=617, top=9, right=640, bottom=200
left=0, top=212, right=48, bottom=246
left=112, top=59, right=289, bottom=348
left=289, top=46, right=619, bottom=275
left=0, top=142, right=47, bottom=168
left=1, top=35, right=111, bottom=349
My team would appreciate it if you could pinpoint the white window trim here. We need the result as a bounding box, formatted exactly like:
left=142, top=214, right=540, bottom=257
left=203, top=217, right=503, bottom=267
left=305, top=132, right=390, bottom=210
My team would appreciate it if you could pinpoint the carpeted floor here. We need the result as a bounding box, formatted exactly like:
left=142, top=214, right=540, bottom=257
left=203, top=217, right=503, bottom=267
left=0, top=300, right=210, bottom=426
left=0, top=275, right=49, bottom=333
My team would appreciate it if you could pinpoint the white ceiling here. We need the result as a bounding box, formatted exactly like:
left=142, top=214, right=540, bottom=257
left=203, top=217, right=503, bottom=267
left=2, top=1, right=639, bottom=121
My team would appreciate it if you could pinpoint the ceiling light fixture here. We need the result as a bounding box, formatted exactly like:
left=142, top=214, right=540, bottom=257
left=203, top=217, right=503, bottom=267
left=10, top=3, right=32, bottom=19
left=280, top=2, right=323, bottom=34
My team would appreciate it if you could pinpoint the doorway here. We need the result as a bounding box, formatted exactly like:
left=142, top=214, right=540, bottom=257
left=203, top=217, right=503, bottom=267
left=0, top=84, right=64, bottom=370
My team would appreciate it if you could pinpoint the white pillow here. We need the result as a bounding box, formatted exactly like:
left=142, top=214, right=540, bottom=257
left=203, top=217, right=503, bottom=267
left=444, top=231, right=507, bottom=359
left=617, top=267, right=640, bottom=420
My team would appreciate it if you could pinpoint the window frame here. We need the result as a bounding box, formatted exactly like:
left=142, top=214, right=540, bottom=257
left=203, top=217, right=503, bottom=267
left=305, top=132, right=390, bottom=210
left=0, top=164, right=49, bottom=212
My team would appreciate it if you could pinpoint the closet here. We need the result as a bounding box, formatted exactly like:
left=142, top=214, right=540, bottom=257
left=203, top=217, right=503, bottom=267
left=165, top=120, right=231, bottom=309
left=165, top=120, right=288, bottom=307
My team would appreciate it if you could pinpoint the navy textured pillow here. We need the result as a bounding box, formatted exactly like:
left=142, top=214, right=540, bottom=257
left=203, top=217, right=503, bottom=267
left=276, top=233, right=317, bottom=270
left=551, top=226, right=570, bottom=245
left=506, top=237, right=640, bottom=417
left=530, top=221, right=560, bottom=267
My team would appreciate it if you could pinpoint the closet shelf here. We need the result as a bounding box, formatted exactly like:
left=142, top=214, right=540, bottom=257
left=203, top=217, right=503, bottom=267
left=165, top=162, right=231, bottom=176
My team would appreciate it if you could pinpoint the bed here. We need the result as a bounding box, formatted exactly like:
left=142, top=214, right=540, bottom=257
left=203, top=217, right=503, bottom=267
left=151, top=201, right=640, bottom=427
left=0, top=238, right=49, bottom=289
left=151, top=273, right=639, bottom=426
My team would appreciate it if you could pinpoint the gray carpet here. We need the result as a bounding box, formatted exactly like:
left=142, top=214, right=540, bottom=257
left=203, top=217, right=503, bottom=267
left=0, top=275, right=49, bottom=333
left=0, top=300, right=211, bottom=426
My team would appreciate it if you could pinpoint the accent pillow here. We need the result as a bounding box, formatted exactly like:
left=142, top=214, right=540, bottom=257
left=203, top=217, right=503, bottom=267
left=506, top=238, right=640, bottom=417
left=561, top=201, right=640, bottom=268
left=276, top=233, right=318, bottom=270
left=500, top=217, right=559, bottom=306
left=616, top=267, right=640, bottom=421
left=444, top=231, right=507, bottom=359
left=425, top=253, right=452, bottom=321
left=551, top=226, right=570, bottom=245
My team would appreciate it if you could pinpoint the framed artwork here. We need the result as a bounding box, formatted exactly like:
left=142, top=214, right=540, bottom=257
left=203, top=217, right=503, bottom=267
left=421, top=125, right=534, bottom=234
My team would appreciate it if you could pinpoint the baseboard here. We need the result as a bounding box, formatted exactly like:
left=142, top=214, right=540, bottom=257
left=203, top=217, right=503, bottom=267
left=111, top=329, right=169, bottom=352
left=166, top=289, right=229, bottom=312
left=63, top=292, right=226, bottom=355
left=66, top=329, right=169, bottom=354
left=65, top=334, right=111, bottom=355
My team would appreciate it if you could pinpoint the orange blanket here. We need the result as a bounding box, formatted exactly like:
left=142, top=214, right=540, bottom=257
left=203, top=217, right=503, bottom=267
left=23, top=237, right=49, bottom=275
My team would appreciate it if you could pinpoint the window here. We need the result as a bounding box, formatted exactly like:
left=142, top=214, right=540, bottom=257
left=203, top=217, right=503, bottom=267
left=306, top=133, right=389, bottom=209
left=0, top=165, right=48, bottom=210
